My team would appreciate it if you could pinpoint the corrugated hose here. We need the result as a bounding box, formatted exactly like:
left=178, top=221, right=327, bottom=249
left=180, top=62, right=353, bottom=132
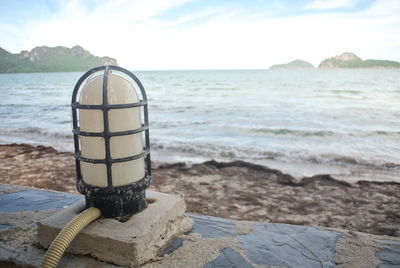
left=40, top=207, right=101, bottom=268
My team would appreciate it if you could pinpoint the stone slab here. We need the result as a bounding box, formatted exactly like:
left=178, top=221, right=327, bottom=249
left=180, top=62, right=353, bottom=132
left=0, top=189, right=81, bottom=212
left=186, top=213, right=236, bottom=238
left=37, top=191, right=193, bottom=267
left=203, top=247, right=253, bottom=268
left=158, top=237, right=192, bottom=257
left=1, top=184, right=400, bottom=268
left=237, top=222, right=341, bottom=267
left=376, top=240, right=400, bottom=267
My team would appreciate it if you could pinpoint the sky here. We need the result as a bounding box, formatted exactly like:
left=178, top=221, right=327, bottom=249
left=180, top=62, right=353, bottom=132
left=0, top=0, right=399, bottom=70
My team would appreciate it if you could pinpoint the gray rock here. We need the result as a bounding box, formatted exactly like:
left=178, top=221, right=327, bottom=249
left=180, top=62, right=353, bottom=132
left=159, top=237, right=192, bottom=257
left=238, top=223, right=341, bottom=268
left=203, top=248, right=252, bottom=268
left=376, top=240, right=400, bottom=267
left=0, top=189, right=82, bottom=212
left=187, top=213, right=236, bottom=238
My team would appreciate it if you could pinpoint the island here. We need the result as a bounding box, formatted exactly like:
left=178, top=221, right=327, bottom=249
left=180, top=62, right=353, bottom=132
left=0, top=45, right=118, bottom=73
left=269, top=59, right=315, bottom=69
left=318, top=52, right=400, bottom=69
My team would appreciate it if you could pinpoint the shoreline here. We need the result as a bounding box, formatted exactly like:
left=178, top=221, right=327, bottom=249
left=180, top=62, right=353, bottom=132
left=3, top=133, right=399, bottom=184
left=151, top=148, right=400, bottom=184
left=1, top=143, right=399, bottom=237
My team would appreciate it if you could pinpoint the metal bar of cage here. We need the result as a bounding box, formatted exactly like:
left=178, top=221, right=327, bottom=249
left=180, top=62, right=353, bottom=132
left=73, top=125, right=149, bottom=137
left=71, top=101, right=147, bottom=110
left=102, top=66, right=113, bottom=187
left=76, top=149, right=150, bottom=164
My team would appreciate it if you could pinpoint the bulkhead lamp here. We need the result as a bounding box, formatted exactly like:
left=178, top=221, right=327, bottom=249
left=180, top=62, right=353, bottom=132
left=71, top=66, right=151, bottom=218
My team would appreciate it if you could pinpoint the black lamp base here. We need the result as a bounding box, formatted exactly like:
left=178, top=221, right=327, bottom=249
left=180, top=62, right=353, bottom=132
left=76, top=176, right=151, bottom=218
left=85, top=190, right=146, bottom=218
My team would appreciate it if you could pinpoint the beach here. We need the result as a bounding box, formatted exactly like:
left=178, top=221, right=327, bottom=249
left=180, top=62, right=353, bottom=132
left=1, top=69, right=400, bottom=238
left=1, top=70, right=400, bottom=184
left=1, top=143, right=399, bottom=237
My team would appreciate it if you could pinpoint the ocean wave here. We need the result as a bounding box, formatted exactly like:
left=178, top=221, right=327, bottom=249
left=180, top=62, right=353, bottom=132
left=151, top=120, right=207, bottom=128
left=314, top=89, right=362, bottom=95
left=251, top=128, right=335, bottom=137
left=0, top=127, right=72, bottom=139
left=205, top=87, right=240, bottom=91
left=1, top=126, right=399, bottom=171
left=248, top=128, right=399, bottom=138
left=0, top=103, right=38, bottom=108
left=314, top=94, right=365, bottom=100
left=318, top=155, right=400, bottom=170
left=150, top=140, right=400, bottom=170
left=372, top=130, right=400, bottom=136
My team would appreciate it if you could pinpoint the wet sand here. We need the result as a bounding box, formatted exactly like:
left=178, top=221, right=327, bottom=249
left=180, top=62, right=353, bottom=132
left=1, top=143, right=399, bottom=237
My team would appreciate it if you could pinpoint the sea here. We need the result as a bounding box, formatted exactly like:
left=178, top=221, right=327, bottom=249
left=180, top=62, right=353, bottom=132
left=1, top=69, right=399, bottom=183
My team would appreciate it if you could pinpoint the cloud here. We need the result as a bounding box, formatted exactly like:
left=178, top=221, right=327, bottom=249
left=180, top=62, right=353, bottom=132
left=368, top=0, right=400, bottom=15
left=73, top=0, right=194, bottom=23
left=304, top=0, right=362, bottom=10
left=1, top=0, right=399, bottom=69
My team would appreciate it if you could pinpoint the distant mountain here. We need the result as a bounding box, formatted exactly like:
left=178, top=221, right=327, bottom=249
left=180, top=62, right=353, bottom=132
left=318, top=52, right=400, bottom=69
left=270, top=59, right=315, bottom=69
left=0, top=45, right=118, bottom=73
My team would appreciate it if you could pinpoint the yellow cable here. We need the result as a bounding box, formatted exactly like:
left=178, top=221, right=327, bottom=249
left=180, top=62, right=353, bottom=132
left=40, top=207, right=101, bottom=268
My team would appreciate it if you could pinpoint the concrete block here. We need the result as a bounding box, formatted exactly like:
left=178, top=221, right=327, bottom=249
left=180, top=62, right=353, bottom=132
left=37, top=191, right=193, bottom=267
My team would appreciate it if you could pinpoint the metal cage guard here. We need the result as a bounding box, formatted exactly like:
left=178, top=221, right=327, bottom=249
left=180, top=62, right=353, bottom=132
left=71, top=65, right=151, bottom=218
